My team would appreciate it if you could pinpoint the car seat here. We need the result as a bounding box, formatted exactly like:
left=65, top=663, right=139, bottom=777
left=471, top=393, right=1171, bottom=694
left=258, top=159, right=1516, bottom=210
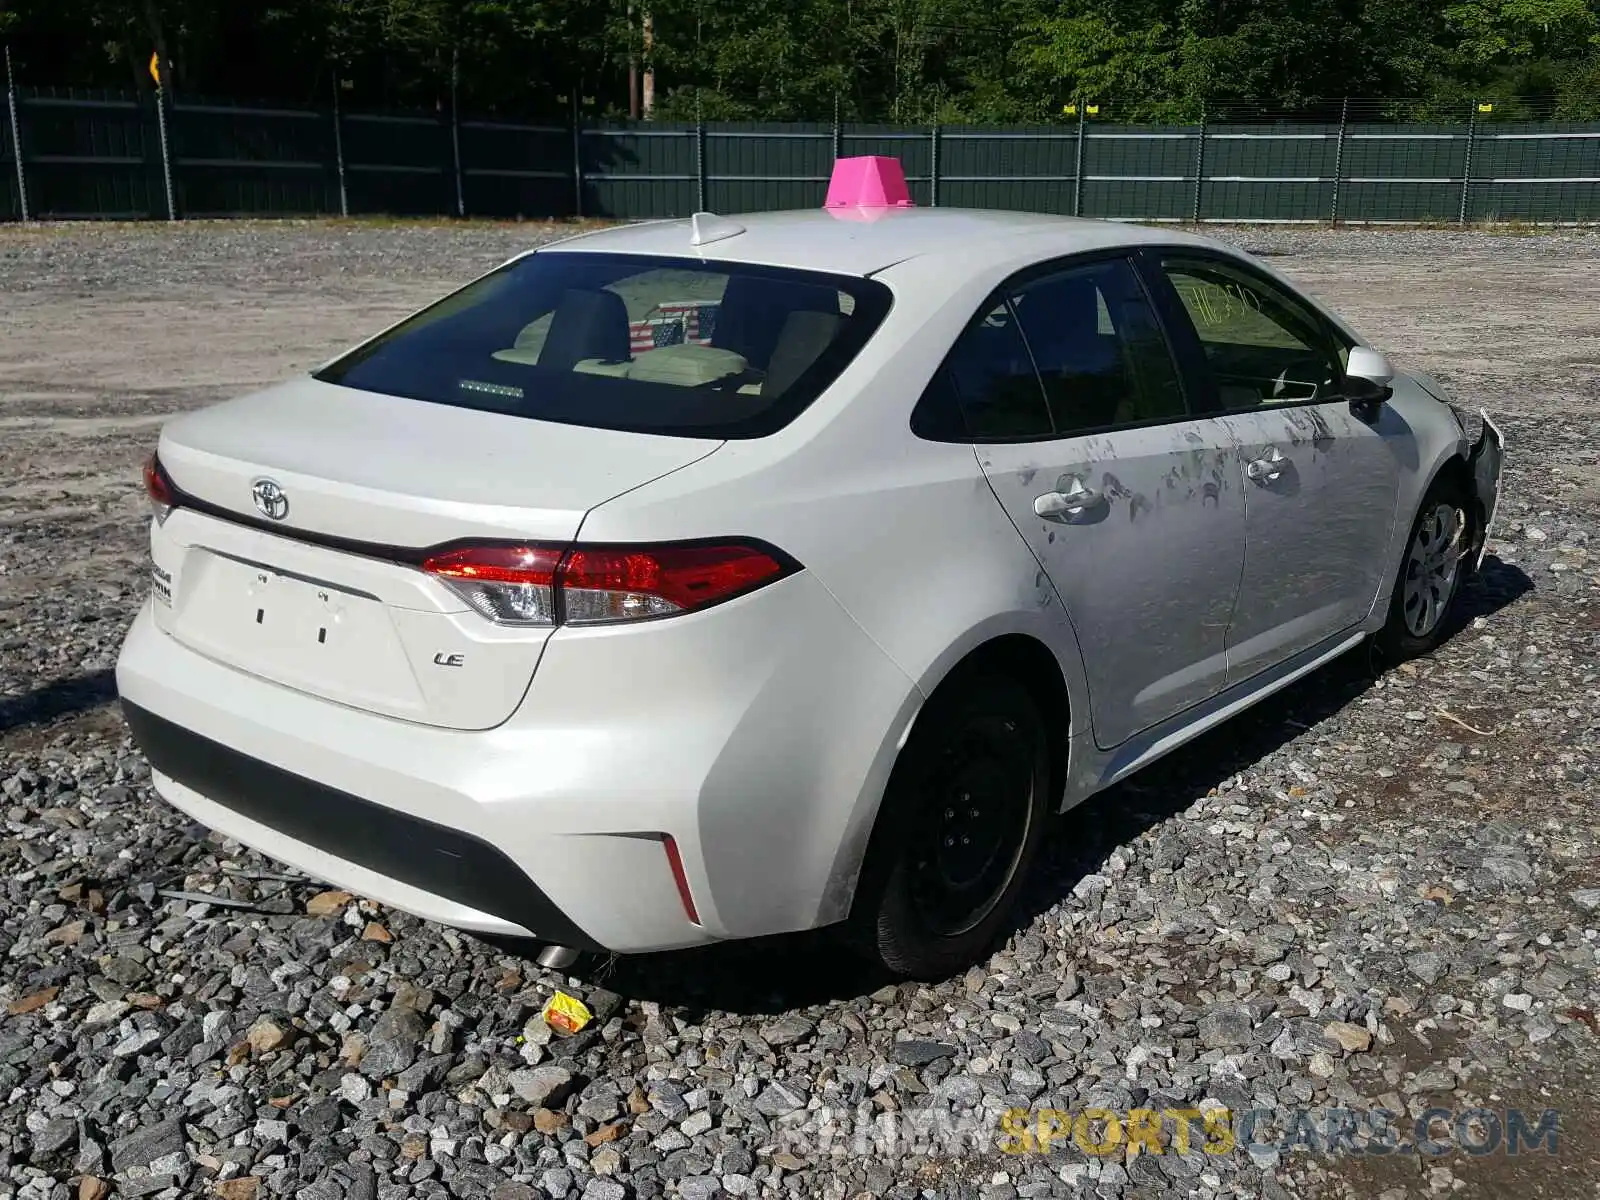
left=712, top=276, right=840, bottom=370
left=763, top=310, right=843, bottom=398
left=539, top=289, right=632, bottom=372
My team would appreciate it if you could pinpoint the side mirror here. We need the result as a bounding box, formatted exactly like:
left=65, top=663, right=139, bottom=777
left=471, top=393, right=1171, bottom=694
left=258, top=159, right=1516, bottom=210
left=1344, top=346, right=1395, bottom=411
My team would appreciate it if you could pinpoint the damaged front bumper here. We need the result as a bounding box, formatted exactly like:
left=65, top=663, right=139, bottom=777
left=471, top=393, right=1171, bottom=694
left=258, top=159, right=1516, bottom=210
left=1466, top=409, right=1505, bottom=572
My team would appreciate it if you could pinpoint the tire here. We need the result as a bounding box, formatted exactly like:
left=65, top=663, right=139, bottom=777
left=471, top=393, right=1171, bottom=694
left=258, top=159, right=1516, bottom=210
left=1376, top=473, right=1473, bottom=661
left=849, top=672, right=1050, bottom=980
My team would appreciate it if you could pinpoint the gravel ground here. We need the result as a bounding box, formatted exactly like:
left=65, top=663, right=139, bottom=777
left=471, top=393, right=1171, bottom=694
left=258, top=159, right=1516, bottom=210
left=0, top=219, right=1597, bottom=1200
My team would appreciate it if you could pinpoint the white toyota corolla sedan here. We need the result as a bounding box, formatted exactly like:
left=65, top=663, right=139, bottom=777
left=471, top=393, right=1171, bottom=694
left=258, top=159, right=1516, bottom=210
left=117, top=158, right=1503, bottom=979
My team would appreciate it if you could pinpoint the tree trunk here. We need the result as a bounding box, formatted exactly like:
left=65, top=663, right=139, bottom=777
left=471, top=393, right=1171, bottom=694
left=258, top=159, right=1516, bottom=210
left=120, top=33, right=146, bottom=94
left=627, top=3, right=639, bottom=118
left=642, top=11, right=655, bottom=119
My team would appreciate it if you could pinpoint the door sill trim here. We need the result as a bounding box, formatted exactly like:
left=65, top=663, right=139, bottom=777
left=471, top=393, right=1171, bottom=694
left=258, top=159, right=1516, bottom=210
left=1092, top=628, right=1368, bottom=792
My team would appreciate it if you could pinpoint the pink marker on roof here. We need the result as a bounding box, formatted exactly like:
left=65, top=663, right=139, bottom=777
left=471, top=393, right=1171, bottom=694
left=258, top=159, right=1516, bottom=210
left=824, top=156, right=915, bottom=210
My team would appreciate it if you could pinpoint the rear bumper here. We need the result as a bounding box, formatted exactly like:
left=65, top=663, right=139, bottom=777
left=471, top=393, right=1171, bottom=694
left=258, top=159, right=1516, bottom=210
left=123, top=701, right=603, bottom=949
left=115, top=567, right=920, bottom=954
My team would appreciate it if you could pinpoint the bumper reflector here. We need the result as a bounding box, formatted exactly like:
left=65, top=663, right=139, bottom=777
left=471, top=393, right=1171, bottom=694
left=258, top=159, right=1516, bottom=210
left=662, top=834, right=701, bottom=925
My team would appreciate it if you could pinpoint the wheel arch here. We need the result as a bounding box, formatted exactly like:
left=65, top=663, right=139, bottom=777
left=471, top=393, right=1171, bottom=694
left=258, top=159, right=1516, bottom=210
left=910, top=613, right=1086, bottom=810
left=927, top=633, right=1072, bottom=805
left=1373, top=446, right=1478, bottom=623
left=1369, top=380, right=1479, bottom=626
left=819, top=624, right=1077, bottom=927
left=1429, top=452, right=1477, bottom=516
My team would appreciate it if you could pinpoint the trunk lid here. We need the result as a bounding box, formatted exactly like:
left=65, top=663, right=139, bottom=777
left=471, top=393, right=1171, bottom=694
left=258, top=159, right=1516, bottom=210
left=159, top=378, right=721, bottom=546
left=152, top=378, right=721, bottom=730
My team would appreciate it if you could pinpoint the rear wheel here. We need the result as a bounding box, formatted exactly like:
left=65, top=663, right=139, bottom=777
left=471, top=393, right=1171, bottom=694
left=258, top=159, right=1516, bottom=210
left=850, top=673, right=1049, bottom=980
left=1377, top=474, right=1472, bottom=660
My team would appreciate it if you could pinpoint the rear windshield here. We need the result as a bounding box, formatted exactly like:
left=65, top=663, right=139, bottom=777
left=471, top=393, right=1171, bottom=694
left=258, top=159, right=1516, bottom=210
left=315, top=251, right=894, bottom=439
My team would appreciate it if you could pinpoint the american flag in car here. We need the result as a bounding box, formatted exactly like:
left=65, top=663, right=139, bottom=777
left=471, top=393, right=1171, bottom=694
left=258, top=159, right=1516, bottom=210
left=628, top=302, right=720, bottom=355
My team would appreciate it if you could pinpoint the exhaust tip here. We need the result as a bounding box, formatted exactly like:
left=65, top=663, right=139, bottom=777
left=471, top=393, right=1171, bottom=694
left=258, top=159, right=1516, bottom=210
left=536, top=943, right=581, bottom=969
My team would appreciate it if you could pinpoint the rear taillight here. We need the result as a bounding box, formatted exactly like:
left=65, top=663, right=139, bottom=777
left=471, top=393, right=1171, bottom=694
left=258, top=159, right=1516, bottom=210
left=422, top=544, right=562, bottom=626
left=144, top=453, right=175, bottom=524
left=422, top=540, right=795, bottom=627
left=560, top=543, right=792, bottom=624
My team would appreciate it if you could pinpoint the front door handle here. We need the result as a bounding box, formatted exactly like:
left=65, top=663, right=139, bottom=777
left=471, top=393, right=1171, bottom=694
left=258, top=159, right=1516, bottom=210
left=1244, top=448, right=1288, bottom=484
left=1034, top=477, right=1106, bottom=524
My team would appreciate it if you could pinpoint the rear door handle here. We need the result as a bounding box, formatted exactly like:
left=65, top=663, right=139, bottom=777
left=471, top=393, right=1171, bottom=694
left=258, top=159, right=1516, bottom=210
left=1244, top=448, right=1288, bottom=484
left=1034, top=478, right=1105, bottom=523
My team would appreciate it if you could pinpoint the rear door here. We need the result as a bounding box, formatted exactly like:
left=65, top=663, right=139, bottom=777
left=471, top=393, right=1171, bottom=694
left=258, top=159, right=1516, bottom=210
left=1148, top=253, right=1401, bottom=682
left=922, top=254, right=1248, bottom=750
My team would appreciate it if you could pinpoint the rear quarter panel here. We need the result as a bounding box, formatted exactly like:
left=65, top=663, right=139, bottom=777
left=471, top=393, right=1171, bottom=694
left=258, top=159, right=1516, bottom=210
left=574, top=246, right=1096, bottom=721
left=574, top=248, right=1100, bottom=919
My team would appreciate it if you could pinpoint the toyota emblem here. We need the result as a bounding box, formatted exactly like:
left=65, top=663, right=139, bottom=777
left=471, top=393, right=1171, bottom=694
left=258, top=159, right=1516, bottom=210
left=252, top=478, right=289, bottom=521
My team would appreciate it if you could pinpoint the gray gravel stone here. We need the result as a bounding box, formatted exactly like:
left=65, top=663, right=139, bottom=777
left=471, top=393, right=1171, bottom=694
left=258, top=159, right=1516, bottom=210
left=680, top=1110, right=714, bottom=1137
left=889, top=1039, right=956, bottom=1066
left=509, top=1064, right=574, bottom=1107
left=678, top=1178, right=722, bottom=1200
left=340, top=1073, right=372, bottom=1104
left=1012, top=1029, right=1051, bottom=1063
left=360, top=1005, right=429, bottom=1079
left=756, top=1015, right=814, bottom=1047
left=301, top=1098, right=343, bottom=1135
left=1570, top=888, right=1600, bottom=912
left=1198, top=1004, right=1253, bottom=1049
left=397, top=1053, right=454, bottom=1094
left=1406, top=951, right=1448, bottom=985
left=752, top=1082, right=806, bottom=1117
left=110, top=1117, right=185, bottom=1172
left=112, top=1028, right=164, bottom=1058
left=29, top=1116, right=77, bottom=1161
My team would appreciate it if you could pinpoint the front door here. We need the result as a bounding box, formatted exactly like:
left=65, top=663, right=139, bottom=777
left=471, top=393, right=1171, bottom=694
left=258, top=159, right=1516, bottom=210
left=1151, top=254, right=1401, bottom=681
left=940, top=254, right=1248, bottom=749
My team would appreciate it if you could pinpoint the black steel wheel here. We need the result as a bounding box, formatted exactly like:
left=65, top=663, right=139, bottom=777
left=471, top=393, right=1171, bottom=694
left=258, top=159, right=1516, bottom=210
left=851, top=672, right=1050, bottom=980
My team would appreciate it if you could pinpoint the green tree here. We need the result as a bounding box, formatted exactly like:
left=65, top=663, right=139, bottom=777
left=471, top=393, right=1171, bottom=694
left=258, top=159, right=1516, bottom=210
left=1, top=0, right=1597, bottom=122
left=1444, top=0, right=1600, bottom=68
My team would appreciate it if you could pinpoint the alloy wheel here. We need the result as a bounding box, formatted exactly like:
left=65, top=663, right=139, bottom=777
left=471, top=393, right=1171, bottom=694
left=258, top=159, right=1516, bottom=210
left=1402, top=501, right=1465, bottom=638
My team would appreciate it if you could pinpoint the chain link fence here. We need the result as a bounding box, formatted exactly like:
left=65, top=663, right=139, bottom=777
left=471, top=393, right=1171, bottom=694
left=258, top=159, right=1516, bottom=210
left=2, top=81, right=1597, bottom=224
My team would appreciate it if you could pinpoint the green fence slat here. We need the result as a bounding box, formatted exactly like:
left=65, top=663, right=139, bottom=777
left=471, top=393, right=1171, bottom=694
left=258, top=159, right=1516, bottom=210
left=6, top=87, right=1599, bottom=224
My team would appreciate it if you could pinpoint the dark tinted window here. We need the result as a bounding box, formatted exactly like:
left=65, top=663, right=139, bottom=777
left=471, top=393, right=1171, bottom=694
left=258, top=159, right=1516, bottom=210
left=315, top=252, right=893, bottom=439
left=1009, top=258, right=1186, bottom=434
left=942, top=301, right=1052, bottom=440
left=1160, top=257, right=1346, bottom=410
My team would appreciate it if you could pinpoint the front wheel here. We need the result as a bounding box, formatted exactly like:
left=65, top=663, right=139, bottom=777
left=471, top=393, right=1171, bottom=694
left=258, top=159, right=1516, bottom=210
left=1376, top=475, right=1472, bottom=660
left=849, top=673, right=1050, bottom=980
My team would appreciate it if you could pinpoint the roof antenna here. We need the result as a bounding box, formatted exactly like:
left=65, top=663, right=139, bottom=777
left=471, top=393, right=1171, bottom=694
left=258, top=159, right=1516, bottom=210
left=689, top=212, right=746, bottom=246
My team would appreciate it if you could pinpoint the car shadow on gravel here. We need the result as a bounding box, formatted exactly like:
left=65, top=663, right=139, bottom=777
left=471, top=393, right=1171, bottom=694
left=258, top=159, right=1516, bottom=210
left=479, top=558, right=1531, bottom=1017
left=1452, top=553, right=1533, bottom=624
left=0, top=667, right=117, bottom=734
